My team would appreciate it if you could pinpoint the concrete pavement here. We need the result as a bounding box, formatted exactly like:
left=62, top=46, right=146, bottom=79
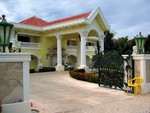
left=30, top=72, right=150, bottom=113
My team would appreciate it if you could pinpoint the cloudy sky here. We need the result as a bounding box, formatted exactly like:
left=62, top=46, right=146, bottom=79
left=0, top=0, right=149, bottom=38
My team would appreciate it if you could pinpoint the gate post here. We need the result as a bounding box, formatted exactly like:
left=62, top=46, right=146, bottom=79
left=122, top=55, right=129, bottom=83
left=132, top=54, right=150, bottom=94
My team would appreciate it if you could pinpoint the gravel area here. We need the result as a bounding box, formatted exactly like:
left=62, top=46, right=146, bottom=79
left=30, top=72, right=150, bottom=113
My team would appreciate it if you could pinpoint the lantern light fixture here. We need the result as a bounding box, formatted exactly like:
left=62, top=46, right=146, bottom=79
left=134, top=32, right=146, bottom=54
left=0, top=15, right=14, bottom=52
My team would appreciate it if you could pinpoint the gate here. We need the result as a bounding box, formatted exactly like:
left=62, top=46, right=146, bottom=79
left=97, top=54, right=135, bottom=92
left=99, top=68, right=126, bottom=91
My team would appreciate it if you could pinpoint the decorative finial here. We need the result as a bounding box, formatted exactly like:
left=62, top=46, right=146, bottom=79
left=2, top=15, right=5, bottom=19
left=139, top=32, right=142, bottom=36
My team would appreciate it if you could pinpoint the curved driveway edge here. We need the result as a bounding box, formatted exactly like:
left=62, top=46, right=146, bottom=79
left=30, top=72, right=150, bottom=113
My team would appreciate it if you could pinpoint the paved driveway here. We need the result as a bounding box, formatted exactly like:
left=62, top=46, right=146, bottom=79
left=30, top=72, right=150, bottom=113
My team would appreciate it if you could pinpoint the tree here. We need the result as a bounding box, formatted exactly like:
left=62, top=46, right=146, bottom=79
left=92, top=51, right=124, bottom=70
left=145, top=35, right=150, bottom=53
left=93, top=34, right=137, bottom=70
left=112, top=36, right=135, bottom=55
left=104, top=31, right=114, bottom=52
left=92, top=51, right=103, bottom=68
left=101, top=51, right=124, bottom=70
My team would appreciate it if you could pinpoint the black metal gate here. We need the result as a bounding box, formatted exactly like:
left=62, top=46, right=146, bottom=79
left=98, top=55, right=135, bottom=92
left=99, top=68, right=126, bottom=91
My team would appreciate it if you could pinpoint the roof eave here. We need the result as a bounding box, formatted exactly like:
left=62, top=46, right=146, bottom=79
left=12, top=22, right=42, bottom=31
left=12, top=18, right=89, bottom=32
left=42, top=18, right=89, bottom=32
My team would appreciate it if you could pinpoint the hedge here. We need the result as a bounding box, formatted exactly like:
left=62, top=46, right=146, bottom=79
left=69, top=68, right=125, bottom=90
left=30, top=67, right=56, bottom=73
left=39, top=67, right=56, bottom=72
left=69, top=70, right=98, bottom=83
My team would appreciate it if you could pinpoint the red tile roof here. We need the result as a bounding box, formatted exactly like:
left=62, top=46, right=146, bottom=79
left=19, top=12, right=91, bottom=27
left=19, top=16, right=48, bottom=26
left=46, top=12, right=91, bottom=26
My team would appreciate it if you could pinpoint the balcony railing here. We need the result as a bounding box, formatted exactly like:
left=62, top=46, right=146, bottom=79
left=21, top=42, right=40, bottom=49
left=67, top=46, right=96, bottom=51
left=86, top=46, right=97, bottom=51
left=67, top=46, right=77, bottom=51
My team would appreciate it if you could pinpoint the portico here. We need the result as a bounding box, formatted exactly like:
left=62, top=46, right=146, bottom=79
left=53, top=30, right=105, bottom=71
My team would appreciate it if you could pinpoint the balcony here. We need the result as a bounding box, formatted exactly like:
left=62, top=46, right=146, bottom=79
left=67, top=46, right=96, bottom=51
left=20, top=42, right=40, bottom=50
left=86, top=46, right=97, bottom=51
left=67, top=46, right=77, bottom=51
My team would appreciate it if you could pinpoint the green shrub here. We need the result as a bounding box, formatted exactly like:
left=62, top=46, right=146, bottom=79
left=69, top=70, right=98, bottom=83
left=30, top=69, right=35, bottom=73
left=69, top=68, right=124, bottom=89
left=39, top=67, right=55, bottom=72
left=75, top=69, right=85, bottom=73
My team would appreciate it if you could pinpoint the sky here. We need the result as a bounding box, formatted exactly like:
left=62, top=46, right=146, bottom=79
left=0, top=0, right=149, bottom=38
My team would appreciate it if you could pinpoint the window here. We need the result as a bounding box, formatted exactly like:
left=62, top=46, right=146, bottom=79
left=18, top=36, right=30, bottom=42
left=67, top=40, right=77, bottom=46
left=86, top=42, right=96, bottom=46
left=67, top=41, right=70, bottom=46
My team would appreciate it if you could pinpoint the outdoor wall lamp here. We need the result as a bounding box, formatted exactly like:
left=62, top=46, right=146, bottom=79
left=134, top=32, right=146, bottom=54
left=0, top=15, right=14, bottom=52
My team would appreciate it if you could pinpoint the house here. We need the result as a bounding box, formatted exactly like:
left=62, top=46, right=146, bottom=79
left=11, top=7, right=110, bottom=71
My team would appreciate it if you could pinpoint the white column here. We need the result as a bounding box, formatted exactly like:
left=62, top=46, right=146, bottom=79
left=79, top=31, right=88, bottom=69
left=101, top=39, right=104, bottom=52
left=100, top=35, right=105, bottom=52
left=122, top=55, right=129, bottom=83
left=55, top=35, right=64, bottom=71
left=77, top=37, right=81, bottom=67
left=140, top=58, right=150, bottom=94
left=140, top=59, right=146, bottom=83
left=23, top=61, right=30, bottom=101
left=57, top=35, right=62, bottom=66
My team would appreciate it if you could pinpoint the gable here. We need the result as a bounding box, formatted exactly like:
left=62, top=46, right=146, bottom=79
left=86, top=7, right=110, bottom=31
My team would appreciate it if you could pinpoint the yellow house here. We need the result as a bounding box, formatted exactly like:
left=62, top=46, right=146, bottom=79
left=11, top=7, right=110, bottom=71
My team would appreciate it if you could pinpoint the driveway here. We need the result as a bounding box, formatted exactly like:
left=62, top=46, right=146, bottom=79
left=30, top=72, right=150, bottom=113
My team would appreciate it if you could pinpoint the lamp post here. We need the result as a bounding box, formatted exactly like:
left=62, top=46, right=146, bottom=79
left=0, top=15, right=14, bottom=52
left=97, top=33, right=107, bottom=86
left=134, top=32, right=146, bottom=54
left=97, top=40, right=101, bottom=86
left=97, top=34, right=105, bottom=86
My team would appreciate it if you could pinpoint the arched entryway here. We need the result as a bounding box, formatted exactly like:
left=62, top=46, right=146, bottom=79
left=87, top=29, right=104, bottom=51
left=86, top=55, right=91, bottom=66
left=48, top=46, right=67, bottom=67
left=85, top=29, right=102, bottom=68
left=30, top=54, right=40, bottom=70
left=67, top=55, right=77, bottom=69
